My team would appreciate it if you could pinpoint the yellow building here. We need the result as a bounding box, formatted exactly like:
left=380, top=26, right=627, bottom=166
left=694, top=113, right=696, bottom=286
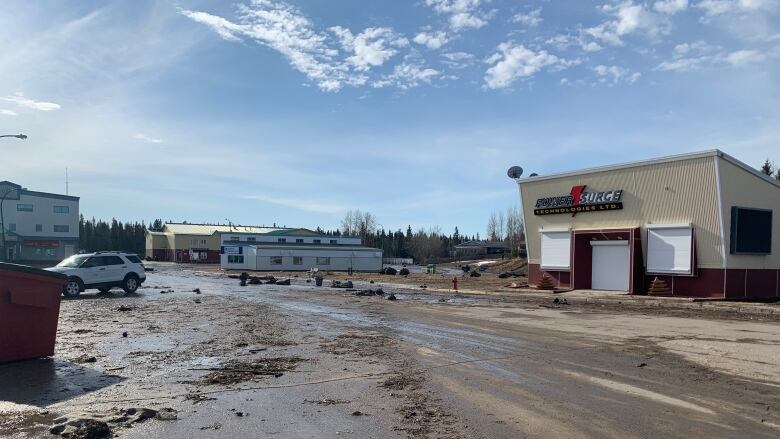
left=516, top=150, right=779, bottom=298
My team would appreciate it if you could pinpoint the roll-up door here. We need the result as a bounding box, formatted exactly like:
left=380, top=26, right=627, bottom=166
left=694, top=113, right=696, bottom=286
left=647, top=225, right=693, bottom=274
left=541, top=231, right=571, bottom=270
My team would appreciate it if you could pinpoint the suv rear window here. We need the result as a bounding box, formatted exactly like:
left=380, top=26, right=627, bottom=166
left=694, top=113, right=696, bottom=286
left=125, top=255, right=142, bottom=264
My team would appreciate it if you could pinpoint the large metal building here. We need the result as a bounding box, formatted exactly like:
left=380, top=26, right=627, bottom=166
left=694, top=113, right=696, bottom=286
left=220, top=229, right=382, bottom=272
left=516, top=150, right=779, bottom=299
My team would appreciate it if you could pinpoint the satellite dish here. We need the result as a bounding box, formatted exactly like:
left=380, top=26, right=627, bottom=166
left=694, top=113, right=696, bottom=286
left=507, top=166, right=523, bottom=179
left=529, top=173, right=539, bottom=177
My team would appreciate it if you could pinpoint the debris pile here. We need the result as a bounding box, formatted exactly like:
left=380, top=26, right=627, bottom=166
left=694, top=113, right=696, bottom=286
left=399, top=268, right=410, bottom=276
left=382, top=267, right=397, bottom=275
left=199, top=357, right=306, bottom=385
left=330, top=280, right=354, bottom=289
left=354, top=288, right=385, bottom=297
left=469, top=271, right=481, bottom=278
left=49, top=407, right=178, bottom=439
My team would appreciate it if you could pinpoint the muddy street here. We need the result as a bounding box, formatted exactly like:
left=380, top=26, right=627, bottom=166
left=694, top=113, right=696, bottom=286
left=2, top=263, right=779, bottom=438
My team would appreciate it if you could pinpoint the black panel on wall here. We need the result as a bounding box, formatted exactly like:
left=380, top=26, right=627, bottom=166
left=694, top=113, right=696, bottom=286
left=730, top=207, right=772, bottom=254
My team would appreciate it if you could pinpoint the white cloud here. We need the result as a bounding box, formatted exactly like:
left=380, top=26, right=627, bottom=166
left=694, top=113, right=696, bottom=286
left=593, top=64, right=642, bottom=84
left=179, top=10, right=244, bottom=41
left=331, top=27, right=408, bottom=71
left=726, top=49, right=766, bottom=65
left=653, top=0, right=689, bottom=14
left=424, top=0, right=490, bottom=31
left=134, top=133, right=162, bottom=143
left=241, top=194, right=348, bottom=214
left=1, top=94, right=61, bottom=111
left=655, top=56, right=710, bottom=71
left=1, top=109, right=17, bottom=116
left=585, top=1, right=668, bottom=46
left=413, top=31, right=449, bottom=50
left=696, top=0, right=779, bottom=18
left=373, top=63, right=442, bottom=90
left=441, top=51, right=474, bottom=68
left=512, top=8, right=543, bottom=27
left=484, top=43, right=564, bottom=89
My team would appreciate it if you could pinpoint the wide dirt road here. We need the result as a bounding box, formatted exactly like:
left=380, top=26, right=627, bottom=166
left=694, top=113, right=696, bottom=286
left=1, top=263, right=778, bottom=438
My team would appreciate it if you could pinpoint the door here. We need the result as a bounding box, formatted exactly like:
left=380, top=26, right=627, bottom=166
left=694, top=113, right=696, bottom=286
left=101, top=255, right=127, bottom=283
left=63, top=245, right=74, bottom=257
left=79, top=257, right=105, bottom=284
left=591, top=241, right=630, bottom=291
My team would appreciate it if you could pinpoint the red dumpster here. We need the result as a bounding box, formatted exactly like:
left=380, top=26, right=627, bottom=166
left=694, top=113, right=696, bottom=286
left=0, top=262, right=67, bottom=363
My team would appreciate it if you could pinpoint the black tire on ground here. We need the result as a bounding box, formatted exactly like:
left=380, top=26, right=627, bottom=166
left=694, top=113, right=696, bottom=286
left=122, top=274, right=140, bottom=294
left=63, top=278, right=83, bottom=297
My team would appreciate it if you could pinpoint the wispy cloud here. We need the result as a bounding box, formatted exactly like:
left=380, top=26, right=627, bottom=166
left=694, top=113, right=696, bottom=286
left=241, top=194, right=349, bottom=214
left=182, top=1, right=431, bottom=92
left=1, top=94, right=61, bottom=111
left=0, top=109, right=17, bottom=116
left=134, top=133, right=162, bottom=143
left=424, top=0, right=492, bottom=31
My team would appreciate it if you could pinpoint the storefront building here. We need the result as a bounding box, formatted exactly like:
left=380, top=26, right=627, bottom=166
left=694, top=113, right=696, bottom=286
left=517, top=150, right=779, bottom=298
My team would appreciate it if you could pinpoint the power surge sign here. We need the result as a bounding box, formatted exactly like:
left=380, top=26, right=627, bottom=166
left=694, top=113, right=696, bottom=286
left=534, top=185, right=624, bottom=216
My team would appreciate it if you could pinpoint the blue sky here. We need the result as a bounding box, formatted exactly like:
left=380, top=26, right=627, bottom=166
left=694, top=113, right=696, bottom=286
left=1, top=0, right=778, bottom=236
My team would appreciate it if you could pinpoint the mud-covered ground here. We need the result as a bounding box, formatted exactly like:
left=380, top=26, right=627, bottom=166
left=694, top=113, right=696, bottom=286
left=1, top=262, right=779, bottom=438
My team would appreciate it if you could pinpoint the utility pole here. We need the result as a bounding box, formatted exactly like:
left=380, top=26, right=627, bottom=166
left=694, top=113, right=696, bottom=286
left=0, top=187, right=18, bottom=262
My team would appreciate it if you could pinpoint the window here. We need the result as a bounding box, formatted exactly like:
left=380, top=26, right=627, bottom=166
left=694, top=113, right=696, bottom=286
left=293, top=256, right=303, bottom=265
left=540, top=231, right=571, bottom=270
left=278, top=238, right=287, bottom=243
left=230, top=236, right=239, bottom=242
left=330, top=239, right=337, bottom=244
left=316, top=257, right=330, bottom=265
left=35, top=224, right=42, bottom=232
left=8, top=223, right=16, bottom=232
left=191, top=239, right=198, bottom=246
left=295, top=238, right=304, bottom=243
left=313, top=239, right=321, bottom=244
left=125, top=255, right=142, bottom=264
left=201, top=239, right=207, bottom=246
left=270, top=256, right=283, bottom=265
left=228, top=255, right=244, bottom=264
left=103, top=256, right=124, bottom=265
left=248, top=237, right=256, bottom=242
left=53, top=225, right=69, bottom=233
left=53, top=206, right=69, bottom=214
left=646, top=225, right=693, bottom=274
left=16, top=204, right=33, bottom=212
left=730, top=207, right=772, bottom=254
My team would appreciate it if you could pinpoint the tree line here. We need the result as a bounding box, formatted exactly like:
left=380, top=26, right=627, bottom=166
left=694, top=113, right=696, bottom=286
left=78, top=216, right=158, bottom=255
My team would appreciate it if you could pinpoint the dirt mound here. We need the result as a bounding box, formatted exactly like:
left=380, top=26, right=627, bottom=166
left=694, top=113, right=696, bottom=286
left=481, top=258, right=528, bottom=275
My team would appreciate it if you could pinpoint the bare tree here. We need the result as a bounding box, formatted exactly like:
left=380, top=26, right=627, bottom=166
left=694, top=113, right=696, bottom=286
left=486, top=212, right=499, bottom=242
left=497, top=210, right=505, bottom=241
left=505, top=206, right=524, bottom=257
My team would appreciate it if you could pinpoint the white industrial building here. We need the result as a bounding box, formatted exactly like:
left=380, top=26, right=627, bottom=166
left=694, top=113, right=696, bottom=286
left=219, top=228, right=383, bottom=272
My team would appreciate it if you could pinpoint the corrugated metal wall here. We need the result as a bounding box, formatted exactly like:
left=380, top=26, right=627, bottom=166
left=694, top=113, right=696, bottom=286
left=519, top=156, right=724, bottom=269
left=718, top=157, right=780, bottom=269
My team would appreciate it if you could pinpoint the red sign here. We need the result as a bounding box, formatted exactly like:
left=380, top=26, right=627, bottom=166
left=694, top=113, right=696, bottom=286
left=24, top=240, right=61, bottom=248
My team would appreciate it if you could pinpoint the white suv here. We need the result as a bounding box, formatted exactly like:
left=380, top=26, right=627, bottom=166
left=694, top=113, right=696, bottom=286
left=47, top=252, right=147, bottom=297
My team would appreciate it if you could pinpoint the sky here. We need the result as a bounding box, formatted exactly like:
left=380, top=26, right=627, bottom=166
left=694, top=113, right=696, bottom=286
left=1, top=0, right=778, bottom=236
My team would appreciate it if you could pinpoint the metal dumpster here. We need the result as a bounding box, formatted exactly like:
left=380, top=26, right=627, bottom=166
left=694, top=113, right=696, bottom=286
left=0, top=262, right=67, bottom=362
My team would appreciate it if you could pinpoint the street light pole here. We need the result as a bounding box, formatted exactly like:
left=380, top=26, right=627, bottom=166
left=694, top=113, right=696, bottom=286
left=0, top=134, right=26, bottom=261
left=0, top=188, right=17, bottom=262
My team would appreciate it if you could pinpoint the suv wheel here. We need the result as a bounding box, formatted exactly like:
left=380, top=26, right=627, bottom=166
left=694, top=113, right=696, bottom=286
left=122, top=274, right=140, bottom=294
left=63, top=278, right=83, bottom=297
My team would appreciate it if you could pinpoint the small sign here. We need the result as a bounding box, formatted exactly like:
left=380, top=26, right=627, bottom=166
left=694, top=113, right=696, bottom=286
left=223, top=246, right=241, bottom=255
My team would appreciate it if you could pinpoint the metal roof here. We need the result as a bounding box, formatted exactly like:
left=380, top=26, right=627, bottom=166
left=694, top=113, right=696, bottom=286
left=163, top=223, right=290, bottom=236
left=516, top=149, right=780, bottom=189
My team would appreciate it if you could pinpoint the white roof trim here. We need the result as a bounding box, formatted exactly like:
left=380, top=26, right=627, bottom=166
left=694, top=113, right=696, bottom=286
left=517, top=149, right=780, bottom=190
left=517, top=149, right=721, bottom=184
left=718, top=151, right=780, bottom=189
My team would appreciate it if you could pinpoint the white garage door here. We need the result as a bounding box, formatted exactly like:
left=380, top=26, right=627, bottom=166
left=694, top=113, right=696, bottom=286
left=591, top=241, right=630, bottom=292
